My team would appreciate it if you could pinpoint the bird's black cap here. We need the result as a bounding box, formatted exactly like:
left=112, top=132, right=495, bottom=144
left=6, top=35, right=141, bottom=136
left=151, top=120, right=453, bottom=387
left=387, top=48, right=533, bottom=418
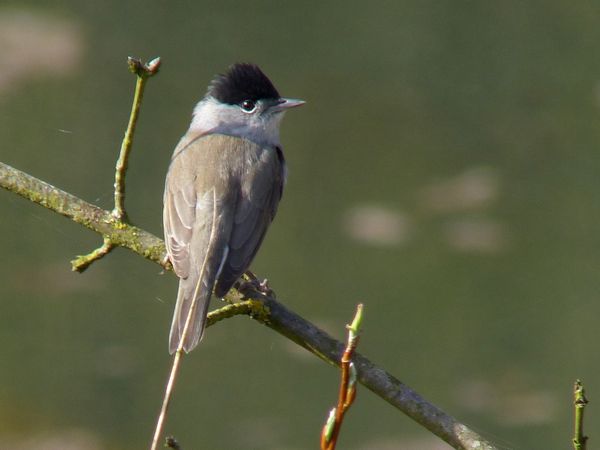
left=208, top=63, right=280, bottom=105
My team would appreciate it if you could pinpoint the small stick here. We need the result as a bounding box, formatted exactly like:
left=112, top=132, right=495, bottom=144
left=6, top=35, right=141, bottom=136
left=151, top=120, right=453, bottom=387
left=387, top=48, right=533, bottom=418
left=71, top=236, right=114, bottom=272
left=113, top=57, right=160, bottom=221
left=150, top=349, right=183, bottom=450
left=72, top=57, right=160, bottom=272
left=321, top=303, right=363, bottom=450
left=573, top=380, right=589, bottom=450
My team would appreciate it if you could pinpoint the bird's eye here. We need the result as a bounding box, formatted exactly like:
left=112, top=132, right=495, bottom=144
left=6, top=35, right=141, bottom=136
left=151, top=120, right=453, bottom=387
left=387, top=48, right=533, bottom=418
left=240, top=100, right=256, bottom=113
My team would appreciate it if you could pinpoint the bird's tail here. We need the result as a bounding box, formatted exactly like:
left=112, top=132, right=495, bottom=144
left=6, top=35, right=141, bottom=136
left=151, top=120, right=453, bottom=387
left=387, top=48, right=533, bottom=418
left=168, top=275, right=213, bottom=354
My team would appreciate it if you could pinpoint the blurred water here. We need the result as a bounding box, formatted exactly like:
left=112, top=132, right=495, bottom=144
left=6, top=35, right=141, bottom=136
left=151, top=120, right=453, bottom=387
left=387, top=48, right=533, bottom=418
left=1, top=2, right=600, bottom=449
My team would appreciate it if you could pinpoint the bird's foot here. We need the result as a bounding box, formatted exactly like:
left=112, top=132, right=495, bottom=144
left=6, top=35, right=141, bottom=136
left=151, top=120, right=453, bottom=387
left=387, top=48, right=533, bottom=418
left=257, top=278, right=274, bottom=296
left=236, top=272, right=275, bottom=298
left=159, top=254, right=172, bottom=274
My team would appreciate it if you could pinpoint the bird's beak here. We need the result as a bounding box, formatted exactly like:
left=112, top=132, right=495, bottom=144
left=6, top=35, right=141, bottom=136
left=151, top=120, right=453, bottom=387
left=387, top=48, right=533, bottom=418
left=272, top=98, right=306, bottom=111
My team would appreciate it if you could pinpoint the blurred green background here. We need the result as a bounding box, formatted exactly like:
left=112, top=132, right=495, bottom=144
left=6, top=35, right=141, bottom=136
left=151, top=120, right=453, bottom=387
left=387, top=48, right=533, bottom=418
left=1, top=1, right=599, bottom=449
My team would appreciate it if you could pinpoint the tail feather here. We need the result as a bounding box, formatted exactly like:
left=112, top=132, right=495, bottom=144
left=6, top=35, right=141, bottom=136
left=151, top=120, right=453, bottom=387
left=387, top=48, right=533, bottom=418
left=168, top=276, right=212, bottom=354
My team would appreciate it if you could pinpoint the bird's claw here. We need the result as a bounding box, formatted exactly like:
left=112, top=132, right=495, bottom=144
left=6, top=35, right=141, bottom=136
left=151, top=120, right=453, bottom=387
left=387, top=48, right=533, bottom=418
left=159, top=254, right=172, bottom=274
left=258, top=278, right=274, bottom=296
left=236, top=274, right=275, bottom=297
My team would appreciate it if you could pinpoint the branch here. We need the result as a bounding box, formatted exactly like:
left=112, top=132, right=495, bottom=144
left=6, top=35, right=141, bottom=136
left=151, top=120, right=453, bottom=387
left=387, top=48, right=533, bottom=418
left=321, top=303, right=362, bottom=450
left=573, top=380, right=589, bottom=450
left=73, top=56, right=161, bottom=271
left=0, top=162, right=499, bottom=450
left=0, top=162, right=167, bottom=266
left=113, top=57, right=161, bottom=221
left=241, top=287, right=496, bottom=450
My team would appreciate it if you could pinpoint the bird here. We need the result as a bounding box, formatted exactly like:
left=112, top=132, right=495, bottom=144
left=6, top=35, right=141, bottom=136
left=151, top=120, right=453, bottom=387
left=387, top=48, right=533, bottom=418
left=163, top=63, right=304, bottom=354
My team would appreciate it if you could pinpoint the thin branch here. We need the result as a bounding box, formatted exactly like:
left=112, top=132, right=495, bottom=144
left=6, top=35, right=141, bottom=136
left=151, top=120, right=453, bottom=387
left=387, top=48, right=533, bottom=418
left=321, top=303, right=362, bottom=450
left=151, top=348, right=183, bottom=450
left=253, top=293, right=497, bottom=449
left=0, top=162, right=500, bottom=450
left=113, top=57, right=161, bottom=221
left=71, top=57, right=161, bottom=272
left=0, top=162, right=168, bottom=266
left=71, top=236, right=114, bottom=272
left=573, top=380, right=589, bottom=450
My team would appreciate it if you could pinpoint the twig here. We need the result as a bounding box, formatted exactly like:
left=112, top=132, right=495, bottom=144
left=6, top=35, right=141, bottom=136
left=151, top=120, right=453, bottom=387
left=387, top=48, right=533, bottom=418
left=0, top=162, right=167, bottom=265
left=113, top=57, right=161, bottom=221
left=573, top=380, right=589, bottom=450
left=239, top=286, right=498, bottom=450
left=321, top=304, right=363, bottom=450
left=72, top=56, right=160, bottom=272
left=151, top=349, right=183, bottom=450
left=71, top=237, right=114, bottom=271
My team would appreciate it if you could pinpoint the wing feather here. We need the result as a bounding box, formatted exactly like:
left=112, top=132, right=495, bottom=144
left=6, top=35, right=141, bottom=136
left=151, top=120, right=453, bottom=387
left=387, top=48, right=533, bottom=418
left=163, top=183, right=195, bottom=278
left=214, top=142, right=284, bottom=297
